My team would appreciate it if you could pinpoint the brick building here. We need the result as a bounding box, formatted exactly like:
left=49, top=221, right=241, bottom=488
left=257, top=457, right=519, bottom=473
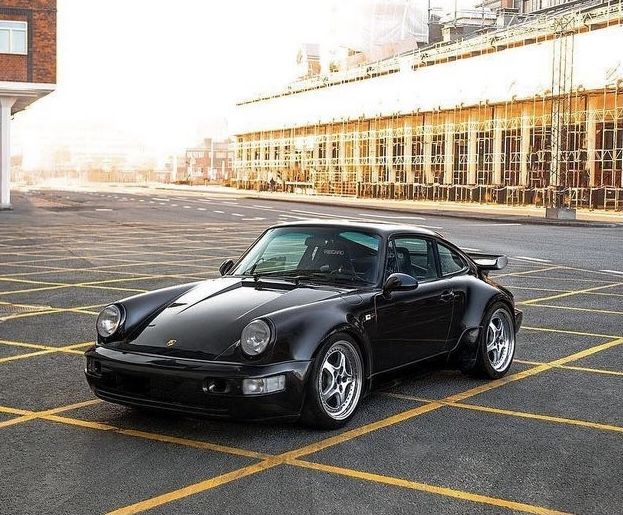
left=0, top=0, right=56, bottom=209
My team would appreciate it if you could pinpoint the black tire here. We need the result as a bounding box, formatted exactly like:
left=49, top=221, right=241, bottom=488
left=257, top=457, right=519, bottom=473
left=464, top=302, right=516, bottom=379
left=301, top=333, right=365, bottom=429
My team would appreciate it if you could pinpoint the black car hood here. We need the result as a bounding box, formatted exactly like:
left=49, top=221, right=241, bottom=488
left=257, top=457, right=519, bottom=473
left=126, top=277, right=344, bottom=359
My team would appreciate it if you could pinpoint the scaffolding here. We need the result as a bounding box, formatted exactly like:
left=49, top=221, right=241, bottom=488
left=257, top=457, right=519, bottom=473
left=234, top=1, right=623, bottom=211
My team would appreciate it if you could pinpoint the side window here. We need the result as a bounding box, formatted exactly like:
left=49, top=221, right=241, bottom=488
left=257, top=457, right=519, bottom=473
left=437, top=243, right=467, bottom=276
left=386, top=237, right=437, bottom=281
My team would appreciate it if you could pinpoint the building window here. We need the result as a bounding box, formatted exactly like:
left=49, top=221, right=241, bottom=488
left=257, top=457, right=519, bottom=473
left=431, top=134, right=445, bottom=183
left=392, top=137, right=405, bottom=183
left=476, top=131, right=494, bottom=185
left=411, top=135, right=424, bottom=183
left=528, top=127, right=552, bottom=187
left=453, top=132, right=468, bottom=185
left=502, top=129, right=521, bottom=186
left=596, top=121, right=623, bottom=188
left=0, top=21, right=27, bottom=55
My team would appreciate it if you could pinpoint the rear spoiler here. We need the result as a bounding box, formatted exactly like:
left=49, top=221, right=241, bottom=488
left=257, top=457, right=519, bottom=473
left=465, top=252, right=508, bottom=272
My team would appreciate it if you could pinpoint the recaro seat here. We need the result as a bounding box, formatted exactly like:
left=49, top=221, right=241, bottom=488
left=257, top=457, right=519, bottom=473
left=312, top=241, right=355, bottom=274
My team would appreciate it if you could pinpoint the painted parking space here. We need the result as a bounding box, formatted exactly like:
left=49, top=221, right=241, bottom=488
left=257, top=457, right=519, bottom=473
left=0, top=188, right=622, bottom=514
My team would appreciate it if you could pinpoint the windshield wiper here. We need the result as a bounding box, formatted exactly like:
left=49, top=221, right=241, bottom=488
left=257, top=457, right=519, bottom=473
left=247, top=269, right=370, bottom=286
left=250, top=270, right=300, bottom=282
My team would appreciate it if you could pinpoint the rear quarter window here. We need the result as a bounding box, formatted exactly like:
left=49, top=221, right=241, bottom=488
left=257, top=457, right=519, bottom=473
left=438, top=243, right=467, bottom=276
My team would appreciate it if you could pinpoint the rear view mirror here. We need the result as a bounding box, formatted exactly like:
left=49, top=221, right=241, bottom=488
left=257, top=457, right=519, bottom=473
left=219, top=259, right=235, bottom=276
left=383, top=273, right=419, bottom=295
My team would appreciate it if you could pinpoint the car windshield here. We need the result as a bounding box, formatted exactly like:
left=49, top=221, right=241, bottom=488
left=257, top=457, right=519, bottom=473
left=231, top=227, right=382, bottom=285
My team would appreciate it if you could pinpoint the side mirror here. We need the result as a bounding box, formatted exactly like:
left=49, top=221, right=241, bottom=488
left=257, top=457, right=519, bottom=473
left=383, top=273, right=419, bottom=295
left=219, top=259, right=235, bottom=276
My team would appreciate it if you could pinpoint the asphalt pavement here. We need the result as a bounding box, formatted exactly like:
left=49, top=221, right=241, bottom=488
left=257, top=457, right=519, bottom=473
left=0, top=186, right=622, bottom=514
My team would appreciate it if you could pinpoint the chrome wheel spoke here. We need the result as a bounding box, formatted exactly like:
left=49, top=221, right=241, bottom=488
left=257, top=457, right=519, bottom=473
left=321, top=382, right=339, bottom=404
left=336, top=351, right=347, bottom=375
left=488, top=321, right=498, bottom=340
left=323, top=360, right=338, bottom=378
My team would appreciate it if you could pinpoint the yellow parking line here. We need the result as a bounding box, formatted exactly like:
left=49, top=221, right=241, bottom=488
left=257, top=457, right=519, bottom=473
left=290, top=460, right=569, bottom=515
left=0, top=405, right=29, bottom=416
left=514, top=359, right=623, bottom=377
left=107, top=336, right=623, bottom=514
left=511, top=286, right=570, bottom=293
left=0, top=309, right=65, bottom=321
left=0, top=414, right=37, bottom=429
left=41, top=414, right=270, bottom=460
left=521, top=282, right=623, bottom=305
left=68, top=309, right=100, bottom=316
left=521, top=326, right=622, bottom=339
left=512, top=286, right=623, bottom=298
left=501, top=275, right=614, bottom=284
left=107, top=459, right=282, bottom=515
left=0, top=340, right=93, bottom=362
left=386, top=394, right=623, bottom=434
left=0, top=299, right=53, bottom=310
left=521, top=303, right=623, bottom=315
left=493, top=265, right=563, bottom=278
left=0, top=285, right=68, bottom=296
left=0, top=349, right=57, bottom=364
left=0, top=282, right=147, bottom=298
left=0, top=277, right=69, bottom=286
left=0, top=399, right=101, bottom=429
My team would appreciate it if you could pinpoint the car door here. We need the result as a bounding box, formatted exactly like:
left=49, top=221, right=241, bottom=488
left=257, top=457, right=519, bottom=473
left=436, top=241, right=470, bottom=351
left=371, top=235, right=455, bottom=373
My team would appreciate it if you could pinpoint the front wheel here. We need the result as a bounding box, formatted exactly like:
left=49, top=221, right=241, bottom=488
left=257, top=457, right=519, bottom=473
left=467, top=303, right=516, bottom=379
left=301, top=334, right=364, bottom=429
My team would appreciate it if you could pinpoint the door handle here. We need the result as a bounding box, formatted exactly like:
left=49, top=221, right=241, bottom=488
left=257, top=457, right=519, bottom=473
left=440, top=290, right=455, bottom=303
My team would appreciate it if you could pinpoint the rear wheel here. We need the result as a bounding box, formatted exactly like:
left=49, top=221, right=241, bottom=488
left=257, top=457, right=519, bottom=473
left=466, top=303, right=516, bottom=379
left=301, top=334, right=364, bottom=429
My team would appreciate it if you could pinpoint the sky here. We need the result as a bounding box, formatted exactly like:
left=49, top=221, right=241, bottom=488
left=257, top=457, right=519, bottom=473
left=13, top=0, right=477, bottom=167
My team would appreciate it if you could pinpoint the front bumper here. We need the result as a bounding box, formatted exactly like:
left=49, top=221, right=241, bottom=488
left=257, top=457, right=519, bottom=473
left=84, top=346, right=311, bottom=421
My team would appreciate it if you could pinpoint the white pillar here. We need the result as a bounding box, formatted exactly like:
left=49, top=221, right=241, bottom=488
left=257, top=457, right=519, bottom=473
left=386, top=130, right=395, bottom=183
left=493, top=111, right=503, bottom=185
left=404, top=126, right=413, bottom=183
left=586, top=100, right=597, bottom=188
left=467, top=116, right=478, bottom=185
left=443, top=122, right=454, bottom=185
left=0, top=97, right=17, bottom=210
left=519, top=105, right=531, bottom=186
left=423, top=127, right=433, bottom=183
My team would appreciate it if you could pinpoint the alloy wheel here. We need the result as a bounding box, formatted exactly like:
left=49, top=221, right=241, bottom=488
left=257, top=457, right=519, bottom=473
left=486, top=308, right=515, bottom=372
left=318, top=340, right=363, bottom=420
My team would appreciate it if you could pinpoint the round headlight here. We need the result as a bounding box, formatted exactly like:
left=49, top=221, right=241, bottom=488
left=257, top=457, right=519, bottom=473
left=240, top=320, right=272, bottom=356
left=96, top=305, right=123, bottom=338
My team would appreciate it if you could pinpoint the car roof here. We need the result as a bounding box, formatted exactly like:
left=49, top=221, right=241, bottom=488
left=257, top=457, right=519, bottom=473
left=271, top=219, right=438, bottom=237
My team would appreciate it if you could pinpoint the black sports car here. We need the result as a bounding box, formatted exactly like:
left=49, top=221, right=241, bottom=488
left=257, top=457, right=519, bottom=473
left=85, top=221, right=522, bottom=428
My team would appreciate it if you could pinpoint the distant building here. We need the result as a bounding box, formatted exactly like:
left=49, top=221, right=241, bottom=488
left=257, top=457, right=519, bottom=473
left=295, top=44, right=321, bottom=79
left=478, top=0, right=577, bottom=15
left=0, top=0, right=56, bottom=209
left=175, top=138, right=234, bottom=182
left=233, top=0, right=623, bottom=212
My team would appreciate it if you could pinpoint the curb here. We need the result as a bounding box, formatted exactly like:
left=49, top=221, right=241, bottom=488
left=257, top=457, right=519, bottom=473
left=236, top=193, right=622, bottom=228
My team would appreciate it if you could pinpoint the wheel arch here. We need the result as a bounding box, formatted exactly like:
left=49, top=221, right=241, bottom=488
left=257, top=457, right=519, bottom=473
left=449, top=288, right=515, bottom=367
